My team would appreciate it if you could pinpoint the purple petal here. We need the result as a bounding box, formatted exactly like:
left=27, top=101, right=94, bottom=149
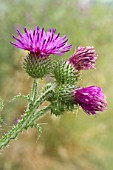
left=11, top=26, right=72, bottom=57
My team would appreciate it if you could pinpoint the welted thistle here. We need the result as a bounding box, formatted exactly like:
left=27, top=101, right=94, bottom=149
left=11, top=27, right=72, bottom=78
left=0, top=26, right=107, bottom=150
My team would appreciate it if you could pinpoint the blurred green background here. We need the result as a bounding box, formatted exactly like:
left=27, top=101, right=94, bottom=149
left=0, top=0, right=112, bottom=170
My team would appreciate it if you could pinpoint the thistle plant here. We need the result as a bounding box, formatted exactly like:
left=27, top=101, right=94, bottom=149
left=0, top=26, right=107, bottom=150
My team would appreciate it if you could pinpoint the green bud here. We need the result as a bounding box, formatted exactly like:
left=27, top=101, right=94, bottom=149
left=50, top=84, right=78, bottom=116
left=52, top=61, right=80, bottom=85
left=23, top=53, right=51, bottom=78
left=55, top=84, right=75, bottom=104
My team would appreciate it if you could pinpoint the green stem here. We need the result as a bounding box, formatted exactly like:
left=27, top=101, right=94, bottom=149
left=33, top=83, right=56, bottom=108
left=0, top=110, right=31, bottom=150
left=27, top=105, right=51, bottom=128
left=0, top=81, right=54, bottom=150
left=30, top=79, right=38, bottom=102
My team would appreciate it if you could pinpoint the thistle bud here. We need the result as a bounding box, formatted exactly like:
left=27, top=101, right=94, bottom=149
left=52, top=61, right=80, bottom=85
left=68, top=46, right=96, bottom=71
left=55, top=84, right=75, bottom=104
left=51, top=84, right=77, bottom=116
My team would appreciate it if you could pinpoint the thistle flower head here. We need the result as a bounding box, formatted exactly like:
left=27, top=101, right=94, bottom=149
left=11, top=26, right=72, bottom=57
left=73, top=86, right=107, bottom=115
left=68, top=46, right=96, bottom=71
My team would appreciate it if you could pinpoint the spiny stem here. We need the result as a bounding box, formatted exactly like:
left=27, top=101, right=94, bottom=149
left=26, top=105, right=51, bottom=128
left=28, top=83, right=55, bottom=112
left=30, top=79, right=38, bottom=102
left=0, top=103, right=39, bottom=150
left=0, top=105, right=51, bottom=150
left=0, top=80, right=54, bottom=151
left=0, top=110, right=30, bottom=150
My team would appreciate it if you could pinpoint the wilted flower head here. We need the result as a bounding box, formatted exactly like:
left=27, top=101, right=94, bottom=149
left=11, top=26, right=72, bottom=58
left=68, top=46, right=96, bottom=71
left=73, top=86, right=107, bottom=115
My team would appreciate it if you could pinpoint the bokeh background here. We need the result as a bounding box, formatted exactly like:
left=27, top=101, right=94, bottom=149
left=0, top=0, right=112, bottom=169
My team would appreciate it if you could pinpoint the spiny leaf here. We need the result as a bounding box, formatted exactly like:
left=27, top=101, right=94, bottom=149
left=33, top=123, right=42, bottom=142
left=36, top=125, right=42, bottom=142
left=9, top=93, right=30, bottom=103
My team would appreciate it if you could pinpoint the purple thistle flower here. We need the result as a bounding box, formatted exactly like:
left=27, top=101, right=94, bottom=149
left=68, top=46, right=96, bottom=71
left=73, top=86, right=107, bottom=115
left=11, top=27, right=72, bottom=58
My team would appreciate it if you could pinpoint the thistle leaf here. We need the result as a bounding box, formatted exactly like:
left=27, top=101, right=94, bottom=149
left=9, top=93, right=30, bottom=103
